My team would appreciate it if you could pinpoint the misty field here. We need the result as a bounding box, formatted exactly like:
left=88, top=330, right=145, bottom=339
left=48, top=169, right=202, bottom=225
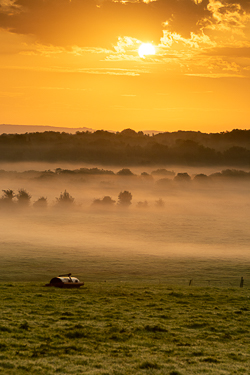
left=1, top=282, right=250, bottom=375
left=1, top=163, right=250, bottom=374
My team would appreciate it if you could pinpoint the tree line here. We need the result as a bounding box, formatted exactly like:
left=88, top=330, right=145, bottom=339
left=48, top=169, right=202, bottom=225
left=0, top=189, right=134, bottom=210
left=0, top=188, right=167, bottom=210
left=1, top=167, right=250, bottom=182
left=0, top=128, right=250, bottom=166
left=1, top=167, right=250, bottom=211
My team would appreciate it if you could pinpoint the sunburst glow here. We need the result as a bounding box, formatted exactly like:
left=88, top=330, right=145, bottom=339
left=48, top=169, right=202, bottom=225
left=138, top=43, right=156, bottom=58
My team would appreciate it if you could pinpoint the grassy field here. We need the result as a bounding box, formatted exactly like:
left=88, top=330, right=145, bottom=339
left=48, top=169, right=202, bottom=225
left=1, top=281, right=250, bottom=374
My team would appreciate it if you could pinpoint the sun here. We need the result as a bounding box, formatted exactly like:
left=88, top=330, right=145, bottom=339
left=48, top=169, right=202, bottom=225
left=138, top=43, right=156, bottom=58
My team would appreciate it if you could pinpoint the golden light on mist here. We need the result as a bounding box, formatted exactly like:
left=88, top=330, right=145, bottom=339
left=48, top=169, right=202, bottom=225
left=138, top=43, right=156, bottom=58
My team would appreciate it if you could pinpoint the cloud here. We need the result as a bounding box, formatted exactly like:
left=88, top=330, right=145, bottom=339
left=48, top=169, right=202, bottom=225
left=1, top=65, right=147, bottom=76
left=0, top=0, right=248, bottom=57
left=104, top=35, right=143, bottom=61
left=160, top=30, right=215, bottom=49
left=0, top=0, right=249, bottom=78
left=0, top=0, right=21, bottom=15
left=186, top=72, right=246, bottom=77
left=204, top=46, right=250, bottom=57
left=113, top=36, right=139, bottom=53
left=201, top=0, right=250, bottom=32
left=0, top=0, right=218, bottom=47
left=20, top=43, right=111, bottom=57
left=0, top=0, right=167, bottom=47
left=71, top=46, right=111, bottom=55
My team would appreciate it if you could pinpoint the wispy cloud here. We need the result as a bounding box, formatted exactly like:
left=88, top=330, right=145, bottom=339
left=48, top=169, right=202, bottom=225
left=1, top=65, right=147, bottom=76
left=186, top=72, right=246, bottom=78
left=113, top=36, right=139, bottom=53
left=20, top=43, right=112, bottom=57
left=160, top=30, right=216, bottom=50
left=71, top=46, right=111, bottom=55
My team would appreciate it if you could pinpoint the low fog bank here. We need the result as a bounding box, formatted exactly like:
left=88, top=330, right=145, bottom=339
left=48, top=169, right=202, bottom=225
left=1, top=161, right=250, bottom=174
left=0, top=164, right=250, bottom=208
left=0, top=192, right=249, bottom=283
left=0, top=163, right=249, bottom=283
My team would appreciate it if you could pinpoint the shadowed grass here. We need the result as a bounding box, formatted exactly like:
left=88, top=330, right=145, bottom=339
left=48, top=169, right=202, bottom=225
left=0, top=282, right=250, bottom=374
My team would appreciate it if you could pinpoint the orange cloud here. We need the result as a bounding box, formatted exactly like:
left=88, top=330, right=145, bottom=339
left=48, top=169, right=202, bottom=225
left=0, top=0, right=21, bottom=15
left=203, top=0, right=250, bottom=32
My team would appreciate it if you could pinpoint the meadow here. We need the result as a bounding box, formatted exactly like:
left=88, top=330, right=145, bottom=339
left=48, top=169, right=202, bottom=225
left=1, top=282, right=250, bottom=375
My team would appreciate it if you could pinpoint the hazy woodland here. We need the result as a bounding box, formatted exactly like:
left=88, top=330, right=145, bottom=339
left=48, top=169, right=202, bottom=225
left=0, top=160, right=249, bottom=285
left=1, top=128, right=250, bottom=166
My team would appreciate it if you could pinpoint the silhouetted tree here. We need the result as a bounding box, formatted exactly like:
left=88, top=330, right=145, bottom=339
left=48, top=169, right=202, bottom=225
left=56, top=190, right=74, bottom=206
left=117, top=168, right=134, bottom=176
left=120, top=128, right=137, bottom=137
left=219, top=169, right=249, bottom=179
left=193, top=173, right=208, bottom=180
left=193, top=174, right=210, bottom=183
left=2, top=189, right=15, bottom=200
left=0, top=189, right=15, bottom=208
left=1, top=188, right=15, bottom=205
left=118, top=191, right=132, bottom=206
left=209, top=169, right=250, bottom=180
left=92, top=196, right=116, bottom=207
left=174, top=173, right=191, bottom=182
left=16, top=189, right=31, bottom=206
left=33, top=197, right=48, bottom=209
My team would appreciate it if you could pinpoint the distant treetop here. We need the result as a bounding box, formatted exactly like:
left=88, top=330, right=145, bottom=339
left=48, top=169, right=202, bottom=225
left=120, top=129, right=138, bottom=136
left=0, top=129, right=250, bottom=166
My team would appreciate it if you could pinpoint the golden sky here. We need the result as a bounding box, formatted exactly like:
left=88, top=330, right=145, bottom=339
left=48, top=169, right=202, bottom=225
left=0, top=0, right=250, bottom=132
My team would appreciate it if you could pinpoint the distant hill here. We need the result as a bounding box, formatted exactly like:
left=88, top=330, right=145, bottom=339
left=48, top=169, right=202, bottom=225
left=0, top=124, right=95, bottom=134
left=0, top=124, right=161, bottom=136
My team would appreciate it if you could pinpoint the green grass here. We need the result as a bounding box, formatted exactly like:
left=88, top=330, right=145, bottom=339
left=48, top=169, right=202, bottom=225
left=1, top=282, right=250, bottom=374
